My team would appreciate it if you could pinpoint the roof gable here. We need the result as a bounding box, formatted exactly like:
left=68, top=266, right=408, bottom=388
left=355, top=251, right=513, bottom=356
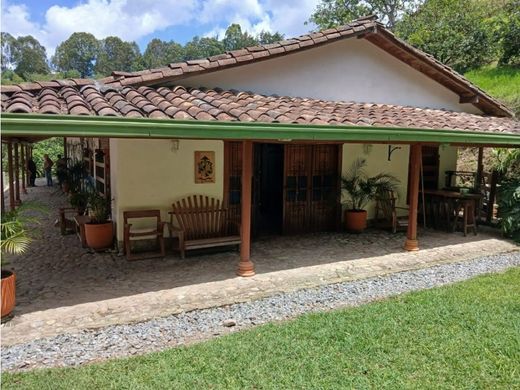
left=0, top=16, right=512, bottom=117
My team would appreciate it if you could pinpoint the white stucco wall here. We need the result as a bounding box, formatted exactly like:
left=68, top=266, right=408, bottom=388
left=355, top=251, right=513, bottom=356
left=181, top=39, right=481, bottom=114
left=110, top=138, right=224, bottom=241
left=342, top=144, right=411, bottom=219
left=438, top=145, right=459, bottom=189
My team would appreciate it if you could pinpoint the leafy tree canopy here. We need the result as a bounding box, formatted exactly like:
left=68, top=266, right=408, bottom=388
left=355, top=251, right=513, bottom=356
left=95, top=36, right=141, bottom=76
left=308, top=0, right=422, bottom=29
left=183, top=36, right=223, bottom=60
left=396, top=0, right=509, bottom=73
left=142, top=38, right=184, bottom=69
left=1, top=33, right=49, bottom=76
left=222, top=24, right=258, bottom=51
left=52, top=32, right=100, bottom=77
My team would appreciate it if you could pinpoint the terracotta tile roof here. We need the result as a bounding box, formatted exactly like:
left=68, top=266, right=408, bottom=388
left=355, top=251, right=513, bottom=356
left=2, top=15, right=510, bottom=117
left=2, top=84, right=518, bottom=135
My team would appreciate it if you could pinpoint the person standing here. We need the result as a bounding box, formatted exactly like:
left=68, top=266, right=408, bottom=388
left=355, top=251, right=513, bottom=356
left=56, top=154, right=67, bottom=186
left=26, top=158, right=37, bottom=187
left=43, top=154, right=54, bottom=187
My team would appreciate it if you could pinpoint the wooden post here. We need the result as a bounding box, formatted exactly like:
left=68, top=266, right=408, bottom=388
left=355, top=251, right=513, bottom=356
left=476, top=147, right=484, bottom=192
left=1, top=143, right=5, bottom=214
left=404, top=144, right=422, bottom=251
left=237, top=140, right=255, bottom=277
left=64, top=137, right=68, bottom=159
left=14, top=142, right=21, bottom=205
left=21, top=144, right=27, bottom=194
left=25, top=145, right=30, bottom=187
left=7, top=142, right=15, bottom=211
left=486, top=170, right=499, bottom=223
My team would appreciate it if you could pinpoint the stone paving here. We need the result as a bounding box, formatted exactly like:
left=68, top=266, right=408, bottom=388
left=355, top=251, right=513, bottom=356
left=1, top=183, right=518, bottom=346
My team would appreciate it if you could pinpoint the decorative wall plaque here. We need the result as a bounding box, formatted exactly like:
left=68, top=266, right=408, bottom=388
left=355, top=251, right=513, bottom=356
left=194, top=151, right=215, bottom=183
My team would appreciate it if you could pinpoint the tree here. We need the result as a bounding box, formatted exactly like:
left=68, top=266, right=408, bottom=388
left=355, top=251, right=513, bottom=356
left=222, top=24, right=258, bottom=51
left=142, top=39, right=184, bottom=68
left=1, top=32, right=16, bottom=71
left=308, top=0, right=422, bottom=29
left=12, top=35, right=49, bottom=77
left=258, top=31, right=285, bottom=44
left=95, top=36, right=141, bottom=76
left=498, top=1, right=520, bottom=65
left=183, top=37, right=224, bottom=60
left=396, top=0, right=498, bottom=73
left=1, top=34, right=48, bottom=76
left=52, top=32, right=99, bottom=77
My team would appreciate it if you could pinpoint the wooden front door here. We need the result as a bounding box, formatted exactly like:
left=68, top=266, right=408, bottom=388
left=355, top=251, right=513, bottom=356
left=283, top=144, right=339, bottom=234
left=225, top=142, right=340, bottom=235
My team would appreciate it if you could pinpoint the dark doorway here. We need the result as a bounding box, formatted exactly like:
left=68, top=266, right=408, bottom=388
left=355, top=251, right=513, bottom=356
left=253, top=143, right=284, bottom=236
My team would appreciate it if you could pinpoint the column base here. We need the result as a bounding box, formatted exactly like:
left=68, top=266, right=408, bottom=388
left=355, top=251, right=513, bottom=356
left=404, top=239, right=419, bottom=251
left=237, top=260, right=255, bottom=277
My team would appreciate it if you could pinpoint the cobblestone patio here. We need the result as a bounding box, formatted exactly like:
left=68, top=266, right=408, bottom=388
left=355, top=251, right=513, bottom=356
left=2, top=183, right=518, bottom=346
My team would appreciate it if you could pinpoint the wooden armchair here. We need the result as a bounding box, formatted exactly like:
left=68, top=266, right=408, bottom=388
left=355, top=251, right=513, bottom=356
left=58, top=207, right=80, bottom=235
left=123, top=210, right=166, bottom=261
left=374, top=190, right=409, bottom=233
left=169, top=195, right=241, bottom=259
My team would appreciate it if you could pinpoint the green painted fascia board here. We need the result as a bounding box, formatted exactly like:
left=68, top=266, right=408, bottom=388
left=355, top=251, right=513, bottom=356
left=2, top=113, right=519, bottom=146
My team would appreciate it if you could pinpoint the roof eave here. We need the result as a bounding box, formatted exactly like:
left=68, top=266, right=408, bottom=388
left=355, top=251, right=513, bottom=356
left=2, top=113, right=519, bottom=147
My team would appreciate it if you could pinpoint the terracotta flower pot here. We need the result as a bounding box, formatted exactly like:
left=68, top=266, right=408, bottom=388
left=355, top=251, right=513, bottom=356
left=1, top=270, right=16, bottom=318
left=84, top=222, right=114, bottom=250
left=344, top=209, right=367, bottom=233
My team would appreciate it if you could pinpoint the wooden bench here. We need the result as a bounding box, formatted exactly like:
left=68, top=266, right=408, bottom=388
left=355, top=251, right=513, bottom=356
left=169, top=195, right=241, bottom=259
left=123, top=210, right=166, bottom=261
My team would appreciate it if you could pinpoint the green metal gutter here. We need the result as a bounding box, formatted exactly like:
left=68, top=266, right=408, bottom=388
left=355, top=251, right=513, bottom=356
left=2, top=113, right=519, bottom=146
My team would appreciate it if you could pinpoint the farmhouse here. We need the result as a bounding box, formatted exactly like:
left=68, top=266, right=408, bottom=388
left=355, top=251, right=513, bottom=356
left=2, top=15, right=519, bottom=277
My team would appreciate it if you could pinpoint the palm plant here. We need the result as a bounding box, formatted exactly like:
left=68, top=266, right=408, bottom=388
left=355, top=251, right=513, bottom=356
left=341, top=158, right=400, bottom=211
left=1, top=202, right=48, bottom=258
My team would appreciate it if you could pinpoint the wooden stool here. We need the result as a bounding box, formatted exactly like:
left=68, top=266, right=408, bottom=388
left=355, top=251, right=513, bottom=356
left=453, top=200, right=477, bottom=236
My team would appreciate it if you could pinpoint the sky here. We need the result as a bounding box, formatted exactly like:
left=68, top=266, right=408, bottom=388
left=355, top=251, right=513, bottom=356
left=1, top=0, right=320, bottom=56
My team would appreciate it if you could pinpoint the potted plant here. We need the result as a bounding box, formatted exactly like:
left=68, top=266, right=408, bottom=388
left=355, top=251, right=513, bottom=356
left=1, top=202, right=46, bottom=318
left=341, top=158, right=400, bottom=233
left=84, top=191, right=114, bottom=250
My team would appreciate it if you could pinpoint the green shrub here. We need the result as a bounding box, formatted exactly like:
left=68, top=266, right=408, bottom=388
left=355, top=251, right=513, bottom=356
left=498, top=178, right=520, bottom=243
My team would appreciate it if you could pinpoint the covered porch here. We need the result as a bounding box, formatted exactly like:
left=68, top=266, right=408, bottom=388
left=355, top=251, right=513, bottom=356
left=2, top=183, right=518, bottom=346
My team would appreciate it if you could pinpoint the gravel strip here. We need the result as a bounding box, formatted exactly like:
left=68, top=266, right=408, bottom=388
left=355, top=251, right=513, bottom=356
left=2, top=252, right=519, bottom=372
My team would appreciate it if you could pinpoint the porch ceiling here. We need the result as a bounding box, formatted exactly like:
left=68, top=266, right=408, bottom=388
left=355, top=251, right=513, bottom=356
left=2, top=113, right=520, bottom=147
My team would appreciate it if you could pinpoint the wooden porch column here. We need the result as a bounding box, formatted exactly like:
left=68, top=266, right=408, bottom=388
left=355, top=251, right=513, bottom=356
left=20, top=144, right=27, bottom=194
left=404, top=144, right=422, bottom=251
left=1, top=144, right=5, bottom=214
left=7, top=142, right=15, bottom=211
left=237, top=140, right=255, bottom=277
left=25, top=145, right=30, bottom=187
left=14, top=142, right=21, bottom=205
left=476, top=147, right=484, bottom=192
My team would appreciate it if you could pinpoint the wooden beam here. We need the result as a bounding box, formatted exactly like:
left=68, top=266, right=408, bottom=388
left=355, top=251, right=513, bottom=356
left=14, top=142, right=21, bottom=205
left=237, top=140, right=255, bottom=277
left=459, top=94, right=479, bottom=104
left=404, top=144, right=422, bottom=251
left=7, top=142, right=15, bottom=211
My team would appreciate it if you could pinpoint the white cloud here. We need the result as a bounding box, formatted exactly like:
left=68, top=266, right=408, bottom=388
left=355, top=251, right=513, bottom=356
left=1, top=3, right=49, bottom=46
left=1, top=0, right=321, bottom=57
left=203, top=0, right=320, bottom=40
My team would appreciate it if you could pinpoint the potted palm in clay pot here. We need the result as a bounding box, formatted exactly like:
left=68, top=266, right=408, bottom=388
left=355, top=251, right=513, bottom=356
left=1, top=202, right=47, bottom=318
left=84, top=191, right=114, bottom=250
left=341, top=158, right=400, bottom=233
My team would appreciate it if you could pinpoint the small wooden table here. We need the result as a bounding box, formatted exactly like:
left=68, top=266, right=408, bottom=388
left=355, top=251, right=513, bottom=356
left=421, top=189, right=482, bottom=232
left=74, top=215, right=91, bottom=248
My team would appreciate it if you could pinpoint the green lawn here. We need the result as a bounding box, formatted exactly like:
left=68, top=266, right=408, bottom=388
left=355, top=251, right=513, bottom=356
left=465, top=65, right=520, bottom=115
left=3, top=268, right=520, bottom=389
